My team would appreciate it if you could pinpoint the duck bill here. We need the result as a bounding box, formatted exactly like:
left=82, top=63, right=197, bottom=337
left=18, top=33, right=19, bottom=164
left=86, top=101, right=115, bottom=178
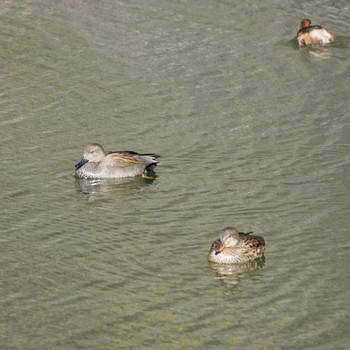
left=215, top=242, right=226, bottom=255
left=75, top=157, right=89, bottom=170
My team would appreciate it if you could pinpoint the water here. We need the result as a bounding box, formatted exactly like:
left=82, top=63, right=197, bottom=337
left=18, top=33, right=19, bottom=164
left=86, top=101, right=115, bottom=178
left=1, top=0, right=350, bottom=348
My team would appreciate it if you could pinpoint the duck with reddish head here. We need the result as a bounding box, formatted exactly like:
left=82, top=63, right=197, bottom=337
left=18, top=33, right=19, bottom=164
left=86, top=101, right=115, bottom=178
left=297, top=19, right=335, bottom=46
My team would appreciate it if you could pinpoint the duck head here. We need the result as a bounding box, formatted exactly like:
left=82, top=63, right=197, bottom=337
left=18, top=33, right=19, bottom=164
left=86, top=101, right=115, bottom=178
left=75, top=143, right=105, bottom=170
left=215, top=227, right=240, bottom=255
left=300, top=19, right=311, bottom=30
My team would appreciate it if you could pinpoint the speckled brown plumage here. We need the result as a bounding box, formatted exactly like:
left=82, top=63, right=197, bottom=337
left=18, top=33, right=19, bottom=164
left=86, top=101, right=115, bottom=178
left=208, top=227, right=265, bottom=264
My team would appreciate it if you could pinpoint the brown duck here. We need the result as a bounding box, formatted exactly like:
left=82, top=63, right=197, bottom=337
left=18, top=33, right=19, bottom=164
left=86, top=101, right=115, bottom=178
left=208, top=227, right=265, bottom=264
left=296, top=19, right=335, bottom=46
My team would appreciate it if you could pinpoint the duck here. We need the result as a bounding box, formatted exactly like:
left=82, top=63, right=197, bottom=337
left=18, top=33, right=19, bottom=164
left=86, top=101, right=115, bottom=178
left=296, top=19, right=335, bottom=46
left=75, top=143, right=160, bottom=179
left=208, top=227, right=265, bottom=264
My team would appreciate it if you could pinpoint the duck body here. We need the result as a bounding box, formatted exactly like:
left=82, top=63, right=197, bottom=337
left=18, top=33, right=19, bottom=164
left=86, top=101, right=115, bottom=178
left=75, top=143, right=159, bottom=179
left=208, top=227, right=265, bottom=264
left=297, top=19, right=335, bottom=46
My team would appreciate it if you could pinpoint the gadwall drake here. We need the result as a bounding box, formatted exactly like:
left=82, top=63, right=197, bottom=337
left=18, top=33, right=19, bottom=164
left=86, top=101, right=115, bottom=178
left=75, top=143, right=160, bottom=179
left=208, top=227, right=265, bottom=264
left=297, top=19, right=335, bottom=46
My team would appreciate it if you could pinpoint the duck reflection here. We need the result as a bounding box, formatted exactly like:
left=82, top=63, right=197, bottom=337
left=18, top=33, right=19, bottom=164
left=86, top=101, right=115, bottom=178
left=209, top=258, right=265, bottom=287
left=75, top=173, right=157, bottom=201
left=298, top=45, right=333, bottom=59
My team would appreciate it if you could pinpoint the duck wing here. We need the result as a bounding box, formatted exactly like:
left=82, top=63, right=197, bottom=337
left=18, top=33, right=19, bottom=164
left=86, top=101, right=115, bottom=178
left=105, top=151, right=159, bottom=168
left=240, top=232, right=265, bottom=247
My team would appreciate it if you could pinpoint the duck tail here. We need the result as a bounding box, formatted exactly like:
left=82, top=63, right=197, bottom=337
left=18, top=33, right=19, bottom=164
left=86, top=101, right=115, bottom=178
left=145, top=163, right=158, bottom=172
left=144, top=154, right=160, bottom=172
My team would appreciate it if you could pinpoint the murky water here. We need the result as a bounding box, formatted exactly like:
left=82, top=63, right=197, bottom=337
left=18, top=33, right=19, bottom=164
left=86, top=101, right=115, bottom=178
left=1, top=0, right=349, bottom=348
